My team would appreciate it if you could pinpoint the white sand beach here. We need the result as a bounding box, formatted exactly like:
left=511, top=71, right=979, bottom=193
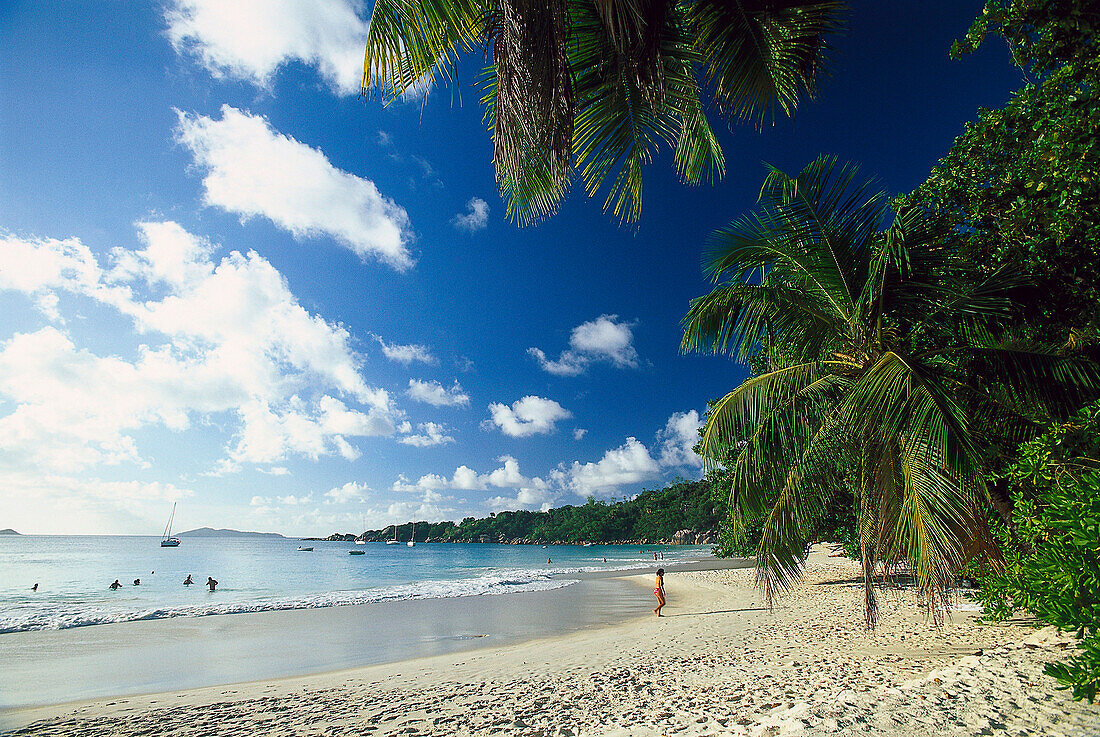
left=3, top=545, right=1096, bottom=736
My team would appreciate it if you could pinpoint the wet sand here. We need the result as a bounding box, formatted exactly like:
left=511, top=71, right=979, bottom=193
left=0, top=574, right=669, bottom=710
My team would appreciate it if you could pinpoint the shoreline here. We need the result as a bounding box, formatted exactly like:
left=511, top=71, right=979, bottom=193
left=4, top=547, right=1097, bottom=736
left=0, top=556, right=745, bottom=717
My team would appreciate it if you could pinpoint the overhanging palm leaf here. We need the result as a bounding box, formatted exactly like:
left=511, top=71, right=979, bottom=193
left=364, top=0, right=846, bottom=224
left=692, top=0, right=845, bottom=126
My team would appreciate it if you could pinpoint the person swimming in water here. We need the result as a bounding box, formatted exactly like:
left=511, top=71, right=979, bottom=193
left=110, top=579, right=121, bottom=590
left=183, top=574, right=193, bottom=586
left=133, top=578, right=141, bottom=586
left=653, top=568, right=665, bottom=616
left=31, top=583, right=38, bottom=592
left=206, top=577, right=218, bottom=591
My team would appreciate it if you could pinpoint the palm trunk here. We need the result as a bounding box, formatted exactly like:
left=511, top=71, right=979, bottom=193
left=859, top=430, right=879, bottom=630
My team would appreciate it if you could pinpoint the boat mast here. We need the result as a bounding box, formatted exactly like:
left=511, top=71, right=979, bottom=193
left=162, top=502, right=176, bottom=540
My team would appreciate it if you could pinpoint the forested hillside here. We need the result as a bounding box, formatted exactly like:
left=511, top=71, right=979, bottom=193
left=323, top=479, right=722, bottom=545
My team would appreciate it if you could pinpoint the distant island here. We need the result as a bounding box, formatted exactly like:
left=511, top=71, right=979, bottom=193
left=179, top=527, right=285, bottom=539
left=0, top=528, right=20, bottom=535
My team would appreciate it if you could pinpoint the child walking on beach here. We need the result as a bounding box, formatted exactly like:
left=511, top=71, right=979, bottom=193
left=653, top=568, right=665, bottom=616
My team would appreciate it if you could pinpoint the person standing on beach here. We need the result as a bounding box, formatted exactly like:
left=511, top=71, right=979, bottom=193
left=653, top=568, right=665, bottom=616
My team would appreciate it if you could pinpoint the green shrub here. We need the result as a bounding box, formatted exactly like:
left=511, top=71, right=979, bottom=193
left=974, top=401, right=1100, bottom=701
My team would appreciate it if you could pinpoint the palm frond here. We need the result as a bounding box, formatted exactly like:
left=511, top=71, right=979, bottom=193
left=702, top=158, right=887, bottom=322
left=569, top=1, right=699, bottom=223
left=759, top=156, right=887, bottom=309
left=698, top=360, right=849, bottom=467
left=689, top=0, right=845, bottom=127
left=681, top=281, right=845, bottom=362
left=752, top=400, right=848, bottom=603
left=363, top=0, right=484, bottom=101
left=962, top=346, right=1100, bottom=417
left=485, top=0, right=575, bottom=223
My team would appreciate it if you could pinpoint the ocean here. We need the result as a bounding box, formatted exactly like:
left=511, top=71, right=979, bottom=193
left=0, top=534, right=709, bottom=634
left=0, top=535, right=715, bottom=709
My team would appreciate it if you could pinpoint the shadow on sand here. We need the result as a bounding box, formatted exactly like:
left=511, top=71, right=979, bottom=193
left=665, top=607, right=768, bottom=618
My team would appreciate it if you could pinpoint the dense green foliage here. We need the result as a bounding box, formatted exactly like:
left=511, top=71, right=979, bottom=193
left=896, top=1, right=1100, bottom=700
left=899, top=0, right=1100, bottom=344
left=680, top=154, right=1098, bottom=626
left=364, top=0, right=844, bottom=224
left=972, top=401, right=1100, bottom=701
left=357, top=478, right=723, bottom=545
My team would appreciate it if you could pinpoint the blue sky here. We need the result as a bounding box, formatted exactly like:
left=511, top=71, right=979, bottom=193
left=0, top=1, right=1020, bottom=535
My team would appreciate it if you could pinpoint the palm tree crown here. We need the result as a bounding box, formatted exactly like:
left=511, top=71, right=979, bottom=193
left=682, top=157, right=1097, bottom=626
left=363, top=0, right=845, bottom=225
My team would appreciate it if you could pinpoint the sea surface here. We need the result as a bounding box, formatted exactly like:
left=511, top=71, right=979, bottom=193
left=0, top=535, right=708, bottom=634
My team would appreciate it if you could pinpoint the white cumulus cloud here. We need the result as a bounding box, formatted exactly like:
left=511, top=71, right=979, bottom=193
left=399, top=421, right=455, bottom=447
left=0, top=223, right=399, bottom=473
left=485, top=486, right=556, bottom=514
left=375, top=336, right=436, bottom=365
left=407, top=379, right=470, bottom=407
left=176, top=106, right=413, bottom=270
left=529, top=314, right=639, bottom=376
left=487, top=396, right=571, bottom=438
left=0, top=469, right=195, bottom=535
left=452, top=197, right=489, bottom=232
left=564, top=437, right=660, bottom=498
left=656, top=409, right=704, bottom=469
left=323, top=481, right=370, bottom=504
left=165, top=0, right=368, bottom=95
left=392, top=456, right=547, bottom=495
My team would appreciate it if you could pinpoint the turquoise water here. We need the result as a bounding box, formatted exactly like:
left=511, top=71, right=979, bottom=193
left=0, top=535, right=706, bottom=633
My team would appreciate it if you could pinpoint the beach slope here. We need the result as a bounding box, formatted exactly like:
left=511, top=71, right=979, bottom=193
left=4, top=546, right=1096, bottom=736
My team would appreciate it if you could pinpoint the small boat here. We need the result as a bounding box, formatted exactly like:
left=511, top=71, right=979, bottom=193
left=349, top=549, right=365, bottom=555
left=406, top=521, right=415, bottom=547
left=386, top=523, right=400, bottom=544
left=160, top=503, right=181, bottom=547
left=355, top=517, right=366, bottom=544
left=297, top=546, right=313, bottom=552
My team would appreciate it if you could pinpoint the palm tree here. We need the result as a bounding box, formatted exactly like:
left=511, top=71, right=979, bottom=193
left=363, top=0, right=845, bottom=225
left=681, top=157, right=1097, bottom=627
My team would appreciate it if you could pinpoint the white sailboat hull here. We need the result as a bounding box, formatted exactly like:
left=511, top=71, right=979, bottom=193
left=161, top=503, right=181, bottom=547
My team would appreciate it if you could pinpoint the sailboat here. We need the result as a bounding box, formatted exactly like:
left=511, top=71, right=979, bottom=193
left=160, top=503, right=181, bottom=547
left=355, top=516, right=366, bottom=545
left=406, top=521, right=416, bottom=547
left=386, top=523, right=400, bottom=544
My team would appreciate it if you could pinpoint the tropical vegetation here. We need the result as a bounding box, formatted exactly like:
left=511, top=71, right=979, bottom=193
left=679, top=0, right=1100, bottom=699
left=899, top=0, right=1100, bottom=348
left=681, top=155, right=1097, bottom=628
left=363, top=0, right=844, bottom=224
left=346, top=478, right=724, bottom=544
left=970, top=401, right=1100, bottom=701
